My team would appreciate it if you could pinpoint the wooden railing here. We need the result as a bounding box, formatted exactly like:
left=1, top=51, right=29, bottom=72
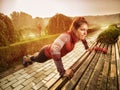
left=49, top=40, right=120, bottom=90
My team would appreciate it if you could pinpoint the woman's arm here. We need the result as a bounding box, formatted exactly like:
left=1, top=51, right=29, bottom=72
left=50, top=33, right=70, bottom=76
left=81, top=39, right=89, bottom=49
left=81, top=39, right=93, bottom=52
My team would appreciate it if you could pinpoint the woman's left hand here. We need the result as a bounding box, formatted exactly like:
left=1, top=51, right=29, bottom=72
left=64, top=69, right=74, bottom=79
left=86, top=48, right=93, bottom=52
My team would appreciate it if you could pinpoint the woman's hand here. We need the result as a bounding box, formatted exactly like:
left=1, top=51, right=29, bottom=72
left=86, top=48, right=93, bottom=52
left=64, top=69, right=74, bottom=79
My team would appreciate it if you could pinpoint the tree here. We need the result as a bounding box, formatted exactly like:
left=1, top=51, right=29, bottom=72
left=46, top=13, right=72, bottom=34
left=0, top=13, right=17, bottom=46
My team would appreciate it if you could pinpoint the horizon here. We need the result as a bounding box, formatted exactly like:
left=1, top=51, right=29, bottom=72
left=0, top=0, right=120, bottom=18
left=2, top=11, right=120, bottom=19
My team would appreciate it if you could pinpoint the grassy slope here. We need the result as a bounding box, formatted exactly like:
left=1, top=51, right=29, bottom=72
left=97, top=25, right=120, bottom=44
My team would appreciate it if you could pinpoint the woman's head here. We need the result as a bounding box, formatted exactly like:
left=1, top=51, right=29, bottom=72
left=69, top=17, right=88, bottom=40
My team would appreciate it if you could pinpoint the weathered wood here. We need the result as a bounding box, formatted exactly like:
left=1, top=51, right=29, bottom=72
left=117, top=36, right=120, bottom=53
left=75, top=44, right=104, bottom=90
left=85, top=44, right=108, bottom=90
left=107, top=44, right=118, bottom=90
left=97, top=45, right=111, bottom=90
left=71, top=42, right=97, bottom=72
left=115, top=43, right=120, bottom=90
left=49, top=42, right=120, bottom=90
left=117, top=36, right=120, bottom=90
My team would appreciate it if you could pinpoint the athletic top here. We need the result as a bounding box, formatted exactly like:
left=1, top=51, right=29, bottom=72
left=44, top=31, right=89, bottom=76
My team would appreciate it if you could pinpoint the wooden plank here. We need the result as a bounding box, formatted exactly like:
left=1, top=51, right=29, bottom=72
left=74, top=44, right=104, bottom=90
left=117, top=36, right=120, bottom=54
left=97, top=44, right=111, bottom=90
left=117, top=36, right=120, bottom=90
left=49, top=42, right=97, bottom=90
left=107, top=44, right=118, bottom=90
left=62, top=52, right=96, bottom=90
left=115, top=43, right=120, bottom=90
left=85, top=44, right=108, bottom=90
left=71, top=42, right=97, bottom=72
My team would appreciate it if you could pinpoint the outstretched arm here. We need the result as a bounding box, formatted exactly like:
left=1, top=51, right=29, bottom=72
left=81, top=39, right=93, bottom=52
left=50, top=34, right=68, bottom=76
left=81, top=39, right=89, bottom=49
left=50, top=33, right=74, bottom=78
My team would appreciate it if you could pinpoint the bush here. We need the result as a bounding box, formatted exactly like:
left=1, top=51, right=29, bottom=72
left=97, top=24, right=120, bottom=44
left=0, top=34, right=59, bottom=73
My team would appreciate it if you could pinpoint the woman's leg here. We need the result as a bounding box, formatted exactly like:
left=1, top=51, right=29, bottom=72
left=23, top=47, right=49, bottom=67
left=30, top=48, right=49, bottom=63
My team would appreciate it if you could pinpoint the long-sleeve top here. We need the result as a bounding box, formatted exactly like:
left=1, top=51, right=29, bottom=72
left=44, top=31, right=89, bottom=76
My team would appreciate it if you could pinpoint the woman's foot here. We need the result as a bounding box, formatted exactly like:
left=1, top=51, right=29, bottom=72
left=23, top=55, right=33, bottom=67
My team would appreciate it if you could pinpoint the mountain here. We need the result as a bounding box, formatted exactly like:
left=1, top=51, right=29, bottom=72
left=85, top=13, right=120, bottom=26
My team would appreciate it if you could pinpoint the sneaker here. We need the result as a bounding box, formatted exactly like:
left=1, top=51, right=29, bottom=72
left=23, top=56, right=33, bottom=67
left=27, top=55, right=33, bottom=65
left=23, top=56, right=28, bottom=67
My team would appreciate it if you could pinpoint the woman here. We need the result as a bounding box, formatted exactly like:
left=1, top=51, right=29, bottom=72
left=23, top=17, right=90, bottom=79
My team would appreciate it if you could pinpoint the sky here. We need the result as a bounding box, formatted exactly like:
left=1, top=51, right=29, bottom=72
left=0, top=0, right=120, bottom=18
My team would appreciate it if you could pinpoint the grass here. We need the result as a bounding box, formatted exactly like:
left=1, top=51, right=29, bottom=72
left=97, top=24, right=120, bottom=44
left=0, top=34, right=60, bottom=49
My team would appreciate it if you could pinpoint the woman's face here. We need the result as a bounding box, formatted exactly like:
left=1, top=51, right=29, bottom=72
left=75, top=23, right=88, bottom=40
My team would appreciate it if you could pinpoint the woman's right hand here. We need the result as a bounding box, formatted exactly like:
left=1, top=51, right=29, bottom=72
left=64, top=69, right=74, bottom=79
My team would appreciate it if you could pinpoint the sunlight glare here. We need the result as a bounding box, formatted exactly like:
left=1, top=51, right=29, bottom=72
left=101, top=25, right=109, bottom=30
